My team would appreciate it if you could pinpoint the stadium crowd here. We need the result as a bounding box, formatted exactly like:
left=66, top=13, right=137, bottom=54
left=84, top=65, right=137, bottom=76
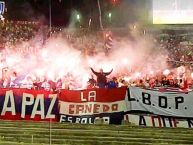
left=0, top=21, right=193, bottom=91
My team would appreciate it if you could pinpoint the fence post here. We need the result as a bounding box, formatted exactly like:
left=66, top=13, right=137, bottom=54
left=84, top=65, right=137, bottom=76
left=31, top=135, right=33, bottom=144
left=49, top=119, right=52, bottom=145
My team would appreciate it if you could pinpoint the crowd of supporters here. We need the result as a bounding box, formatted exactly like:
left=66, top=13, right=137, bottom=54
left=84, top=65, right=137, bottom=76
left=0, top=20, right=193, bottom=91
left=1, top=67, right=192, bottom=91
left=0, top=21, right=39, bottom=45
left=158, top=34, right=193, bottom=65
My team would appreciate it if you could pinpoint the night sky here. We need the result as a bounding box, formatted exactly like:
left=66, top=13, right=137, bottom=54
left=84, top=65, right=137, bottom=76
left=4, top=0, right=151, bottom=27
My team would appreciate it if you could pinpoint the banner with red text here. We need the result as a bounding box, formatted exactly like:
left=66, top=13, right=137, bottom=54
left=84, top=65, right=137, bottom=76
left=0, top=88, right=58, bottom=121
left=59, top=87, right=127, bottom=124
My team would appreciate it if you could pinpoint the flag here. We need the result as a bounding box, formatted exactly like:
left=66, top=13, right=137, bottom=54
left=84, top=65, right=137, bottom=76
left=105, top=32, right=113, bottom=52
left=0, top=1, right=5, bottom=15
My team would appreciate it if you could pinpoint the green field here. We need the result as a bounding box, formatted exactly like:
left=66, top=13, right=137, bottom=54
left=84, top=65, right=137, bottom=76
left=0, top=120, right=192, bottom=145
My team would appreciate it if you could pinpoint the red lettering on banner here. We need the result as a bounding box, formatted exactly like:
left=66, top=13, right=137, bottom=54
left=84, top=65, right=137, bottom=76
left=76, top=105, right=84, bottom=114
left=69, top=104, right=75, bottom=114
left=103, top=105, right=110, bottom=112
left=67, top=103, right=119, bottom=115
left=112, top=104, right=118, bottom=111
left=85, top=104, right=92, bottom=113
left=93, top=104, right=100, bottom=113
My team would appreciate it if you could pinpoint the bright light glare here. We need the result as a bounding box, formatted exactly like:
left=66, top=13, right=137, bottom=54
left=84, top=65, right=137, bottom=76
left=87, top=58, right=94, bottom=66
left=101, top=63, right=113, bottom=72
left=82, top=74, right=90, bottom=88
left=41, top=50, right=48, bottom=58
left=191, top=73, right=193, bottom=79
left=150, top=71, right=154, bottom=75
left=135, top=72, right=141, bottom=77
left=121, top=58, right=128, bottom=65
left=108, top=12, right=112, bottom=18
left=0, top=15, right=5, bottom=21
left=47, top=72, right=55, bottom=80
left=124, top=76, right=131, bottom=82
left=163, top=69, right=170, bottom=75
left=76, top=14, right=80, bottom=20
left=35, top=69, right=45, bottom=76
left=6, top=56, right=20, bottom=67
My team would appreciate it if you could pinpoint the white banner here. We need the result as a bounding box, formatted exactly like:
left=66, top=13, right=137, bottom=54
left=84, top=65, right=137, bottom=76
left=124, top=114, right=193, bottom=128
left=127, top=87, right=193, bottom=117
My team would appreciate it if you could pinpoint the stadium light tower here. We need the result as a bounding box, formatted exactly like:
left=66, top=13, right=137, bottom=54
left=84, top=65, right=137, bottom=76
left=108, top=12, right=112, bottom=24
left=97, top=0, right=103, bottom=30
left=49, top=0, right=52, bottom=36
left=76, top=14, right=80, bottom=21
left=108, top=12, right=112, bottom=18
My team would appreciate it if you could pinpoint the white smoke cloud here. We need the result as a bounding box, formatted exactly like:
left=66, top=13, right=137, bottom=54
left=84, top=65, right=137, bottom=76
left=1, top=24, right=169, bottom=88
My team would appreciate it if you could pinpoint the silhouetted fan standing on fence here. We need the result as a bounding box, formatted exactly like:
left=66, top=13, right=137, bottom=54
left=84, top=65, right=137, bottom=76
left=90, top=67, right=113, bottom=88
